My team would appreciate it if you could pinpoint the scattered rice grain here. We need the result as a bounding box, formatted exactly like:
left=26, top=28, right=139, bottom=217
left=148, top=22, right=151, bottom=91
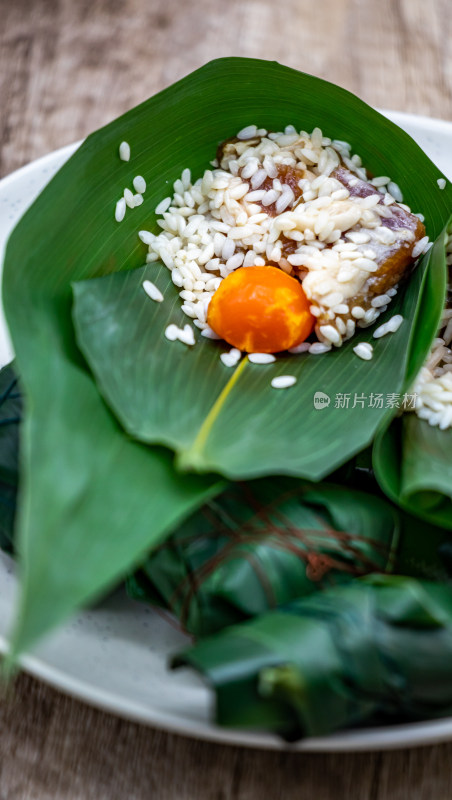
left=271, top=375, right=297, bottom=389
left=142, top=279, right=164, bottom=303
left=373, top=314, right=404, bottom=338
left=115, top=197, right=126, bottom=222
left=220, top=348, right=242, bottom=367
left=119, top=141, right=131, bottom=162
left=133, top=175, right=147, bottom=194
left=165, top=324, right=179, bottom=341
left=249, top=353, right=277, bottom=364
left=353, top=342, right=373, bottom=360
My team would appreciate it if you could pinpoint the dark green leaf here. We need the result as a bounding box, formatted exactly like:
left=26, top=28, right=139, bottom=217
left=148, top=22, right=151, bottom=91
left=73, top=242, right=441, bottom=480
left=0, top=363, right=21, bottom=553
left=374, top=414, right=452, bottom=529
left=396, top=506, right=451, bottom=581
left=127, top=479, right=399, bottom=636
left=174, top=575, right=452, bottom=740
left=373, top=217, right=452, bottom=528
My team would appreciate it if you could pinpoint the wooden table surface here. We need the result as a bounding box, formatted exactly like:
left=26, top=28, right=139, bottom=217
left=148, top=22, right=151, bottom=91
left=2, top=0, right=452, bottom=797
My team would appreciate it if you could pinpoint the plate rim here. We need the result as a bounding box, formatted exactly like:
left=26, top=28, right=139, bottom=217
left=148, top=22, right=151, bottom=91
left=1, top=108, right=452, bottom=752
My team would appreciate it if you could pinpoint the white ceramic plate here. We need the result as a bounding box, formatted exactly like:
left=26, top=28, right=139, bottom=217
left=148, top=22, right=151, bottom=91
left=1, top=110, right=452, bottom=752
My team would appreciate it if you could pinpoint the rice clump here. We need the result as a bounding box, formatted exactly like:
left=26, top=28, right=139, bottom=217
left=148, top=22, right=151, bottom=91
left=140, top=124, right=428, bottom=354
left=410, top=230, right=452, bottom=429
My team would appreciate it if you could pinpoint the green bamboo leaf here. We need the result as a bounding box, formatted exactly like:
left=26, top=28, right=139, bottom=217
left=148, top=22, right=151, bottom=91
left=374, top=415, right=452, bottom=528
left=174, top=575, right=452, bottom=740
left=68, top=59, right=452, bottom=479
left=72, top=245, right=437, bottom=479
left=0, top=354, right=221, bottom=650
left=403, top=221, right=449, bottom=389
left=373, top=217, right=452, bottom=528
left=8, top=381, right=221, bottom=660
left=2, top=58, right=452, bottom=656
left=127, top=479, right=399, bottom=636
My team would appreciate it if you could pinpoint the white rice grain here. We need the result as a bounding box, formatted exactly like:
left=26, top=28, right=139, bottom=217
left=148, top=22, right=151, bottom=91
left=220, top=348, right=242, bottom=367
left=180, top=303, right=196, bottom=318
left=371, top=294, right=391, bottom=308
left=165, top=324, right=179, bottom=341
left=182, top=168, right=191, bottom=189
left=262, top=189, right=280, bottom=207
left=155, top=197, right=172, bottom=215
left=222, top=238, right=235, bottom=260
left=251, top=169, right=267, bottom=189
left=373, top=314, right=404, bottom=338
left=371, top=176, right=390, bottom=187
left=226, top=253, right=245, bottom=271
left=119, top=141, right=131, bottom=162
left=237, top=125, right=258, bottom=140
left=142, top=279, right=164, bottom=303
left=115, top=197, right=126, bottom=222
left=263, top=155, right=278, bottom=179
left=412, top=236, right=429, bottom=258
left=249, top=353, right=276, bottom=364
left=319, top=325, right=341, bottom=345
left=242, top=159, right=259, bottom=179
left=309, top=342, right=332, bottom=355
left=271, top=375, right=297, bottom=389
left=353, top=342, right=373, bottom=360
left=177, top=325, right=196, bottom=346
left=201, top=326, right=222, bottom=340
left=275, top=189, right=295, bottom=214
left=124, top=188, right=135, bottom=208
left=246, top=190, right=267, bottom=203
left=133, top=175, right=147, bottom=194
left=387, top=181, right=403, bottom=202
left=288, top=342, right=311, bottom=354
left=139, top=230, right=154, bottom=245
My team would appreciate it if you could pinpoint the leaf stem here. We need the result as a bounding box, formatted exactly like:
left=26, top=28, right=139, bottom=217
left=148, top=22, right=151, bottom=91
left=177, top=356, right=249, bottom=472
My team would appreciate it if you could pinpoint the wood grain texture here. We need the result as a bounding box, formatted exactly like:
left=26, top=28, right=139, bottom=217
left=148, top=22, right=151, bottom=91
left=1, top=673, right=452, bottom=800
left=1, top=0, right=452, bottom=178
left=1, top=0, right=452, bottom=797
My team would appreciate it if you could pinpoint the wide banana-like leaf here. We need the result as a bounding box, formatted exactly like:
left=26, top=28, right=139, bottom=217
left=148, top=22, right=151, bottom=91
left=2, top=58, right=452, bottom=658
left=67, top=60, right=452, bottom=479
left=373, top=219, right=452, bottom=528
left=67, top=53, right=452, bottom=480
left=174, top=575, right=452, bottom=740
left=73, top=244, right=440, bottom=479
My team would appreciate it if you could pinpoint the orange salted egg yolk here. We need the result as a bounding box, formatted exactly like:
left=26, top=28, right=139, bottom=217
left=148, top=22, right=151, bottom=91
left=207, top=265, right=315, bottom=353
